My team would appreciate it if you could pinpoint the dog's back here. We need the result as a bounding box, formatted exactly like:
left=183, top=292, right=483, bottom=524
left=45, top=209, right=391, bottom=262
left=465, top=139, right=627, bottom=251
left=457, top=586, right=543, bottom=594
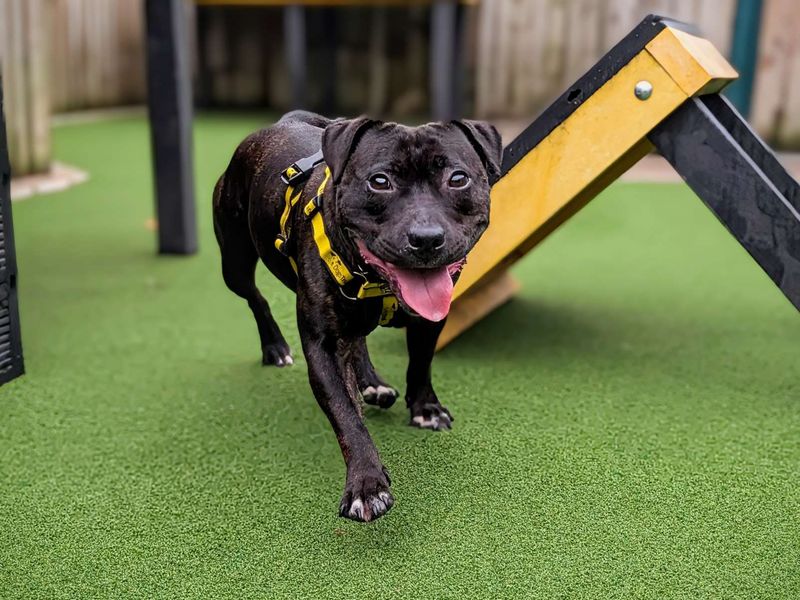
left=212, top=111, right=332, bottom=290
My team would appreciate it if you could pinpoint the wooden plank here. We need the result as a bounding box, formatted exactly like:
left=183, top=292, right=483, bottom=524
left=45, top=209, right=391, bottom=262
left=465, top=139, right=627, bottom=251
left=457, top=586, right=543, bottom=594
left=50, top=0, right=69, bottom=111
left=508, top=0, right=535, bottom=115
left=86, top=0, right=103, bottom=106
left=2, top=0, right=51, bottom=175
left=437, top=271, right=519, bottom=350
left=780, top=15, right=800, bottom=148
left=694, top=0, right=735, bottom=57
left=5, top=0, right=31, bottom=174
left=750, top=0, right=800, bottom=145
left=118, top=0, right=146, bottom=105
left=66, top=0, right=85, bottom=110
left=25, top=0, right=51, bottom=173
left=473, top=0, right=492, bottom=117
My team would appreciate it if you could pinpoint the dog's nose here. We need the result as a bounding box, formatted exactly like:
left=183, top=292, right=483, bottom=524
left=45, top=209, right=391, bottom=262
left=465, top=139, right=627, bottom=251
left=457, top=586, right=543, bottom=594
left=408, top=225, right=445, bottom=252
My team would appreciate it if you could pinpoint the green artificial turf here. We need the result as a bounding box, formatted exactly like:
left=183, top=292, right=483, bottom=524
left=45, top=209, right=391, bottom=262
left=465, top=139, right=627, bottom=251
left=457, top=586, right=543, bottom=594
left=1, top=114, right=798, bottom=599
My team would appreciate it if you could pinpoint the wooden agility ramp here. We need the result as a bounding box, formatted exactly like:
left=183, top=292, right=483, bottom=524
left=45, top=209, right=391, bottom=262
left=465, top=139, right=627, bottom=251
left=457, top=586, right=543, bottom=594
left=439, top=14, right=800, bottom=349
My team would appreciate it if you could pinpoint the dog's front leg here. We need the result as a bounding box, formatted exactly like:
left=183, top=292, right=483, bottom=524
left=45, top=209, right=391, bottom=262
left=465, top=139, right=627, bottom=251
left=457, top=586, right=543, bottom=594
left=406, top=318, right=453, bottom=430
left=298, top=313, right=394, bottom=522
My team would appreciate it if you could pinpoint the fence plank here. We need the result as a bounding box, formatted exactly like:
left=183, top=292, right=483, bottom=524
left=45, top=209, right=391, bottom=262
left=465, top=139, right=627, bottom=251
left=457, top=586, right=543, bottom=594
left=1, top=0, right=51, bottom=175
left=751, top=0, right=800, bottom=147
left=26, top=0, right=51, bottom=173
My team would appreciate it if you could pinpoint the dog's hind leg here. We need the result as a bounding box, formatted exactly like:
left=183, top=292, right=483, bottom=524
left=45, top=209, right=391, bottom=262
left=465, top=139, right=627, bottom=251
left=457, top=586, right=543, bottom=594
left=352, top=338, right=398, bottom=408
left=219, top=240, right=293, bottom=367
left=214, top=179, right=292, bottom=367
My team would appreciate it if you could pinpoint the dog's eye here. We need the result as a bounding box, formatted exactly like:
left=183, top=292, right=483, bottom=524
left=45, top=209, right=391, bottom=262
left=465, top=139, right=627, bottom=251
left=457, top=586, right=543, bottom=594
left=448, top=171, right=470, bottom=189
left=368, top=173, right=392, bottom=192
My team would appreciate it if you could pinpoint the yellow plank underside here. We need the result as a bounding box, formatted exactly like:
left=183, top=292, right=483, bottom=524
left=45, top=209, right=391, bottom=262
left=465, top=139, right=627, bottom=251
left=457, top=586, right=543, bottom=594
left=437, top=271, right=519, bottom=350
left=453, top=48, right=690, bottom=300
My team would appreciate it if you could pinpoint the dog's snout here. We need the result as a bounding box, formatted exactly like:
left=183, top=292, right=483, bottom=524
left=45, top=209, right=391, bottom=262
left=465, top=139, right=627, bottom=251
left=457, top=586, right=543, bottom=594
left=408, top=224, right=445, bottom=252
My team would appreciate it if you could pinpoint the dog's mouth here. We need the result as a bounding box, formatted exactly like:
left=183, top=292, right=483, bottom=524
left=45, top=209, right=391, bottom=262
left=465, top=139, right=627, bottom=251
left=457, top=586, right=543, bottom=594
left=356, top=241, right=465, bottom=322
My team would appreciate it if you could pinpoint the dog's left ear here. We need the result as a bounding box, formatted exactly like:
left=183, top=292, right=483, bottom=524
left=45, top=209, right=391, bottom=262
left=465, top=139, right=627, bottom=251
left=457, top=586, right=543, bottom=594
left=451, top=120, right=503, bottom=185
left=322, top=117, right=380, bottom=185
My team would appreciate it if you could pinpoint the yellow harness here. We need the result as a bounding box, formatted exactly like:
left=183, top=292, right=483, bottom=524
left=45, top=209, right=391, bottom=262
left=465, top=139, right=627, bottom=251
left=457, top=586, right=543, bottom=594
left=276, top=152, right=398, bottom=326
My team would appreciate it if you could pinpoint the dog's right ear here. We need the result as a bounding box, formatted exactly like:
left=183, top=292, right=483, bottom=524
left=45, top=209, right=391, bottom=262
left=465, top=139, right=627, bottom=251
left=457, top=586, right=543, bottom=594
left=322, top=117, right=380, bottom=185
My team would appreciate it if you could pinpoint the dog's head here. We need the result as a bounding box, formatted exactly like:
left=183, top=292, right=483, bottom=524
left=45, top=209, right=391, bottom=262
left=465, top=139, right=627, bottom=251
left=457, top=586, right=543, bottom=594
left=321, top=118, right=502, bottom=322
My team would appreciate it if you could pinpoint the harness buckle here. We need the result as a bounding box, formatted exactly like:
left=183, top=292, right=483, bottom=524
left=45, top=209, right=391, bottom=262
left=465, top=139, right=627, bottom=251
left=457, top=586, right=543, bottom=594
left=280, top=149, right=325, bottom=185
left=280, top=165, right=308, bottom=186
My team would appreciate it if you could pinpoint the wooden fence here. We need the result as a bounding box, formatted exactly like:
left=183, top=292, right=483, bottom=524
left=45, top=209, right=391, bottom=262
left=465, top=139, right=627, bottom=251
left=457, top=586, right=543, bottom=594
left=49, top=0, right=146, bottom=112
left=750, top=0, right=800, bottom=147
left=48, top=0, right=800, bottom=148
left=2, top=0, right=800, bottom=176
left=1, top=0, right=51, bottom=176
left=475, top=0, right=738, bottom=117
left=475, top=0, right=800, bottom=147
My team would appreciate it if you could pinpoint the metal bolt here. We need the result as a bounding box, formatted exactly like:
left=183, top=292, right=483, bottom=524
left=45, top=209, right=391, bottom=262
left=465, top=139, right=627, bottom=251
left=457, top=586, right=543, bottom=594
left=634, top=80, right=653, bottom=100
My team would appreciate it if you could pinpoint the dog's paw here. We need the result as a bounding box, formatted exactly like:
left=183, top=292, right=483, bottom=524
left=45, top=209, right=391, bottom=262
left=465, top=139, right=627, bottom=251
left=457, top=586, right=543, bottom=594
left=339, top=467, right=394, bottom=522
left=262, top=341, right=293, bottom=368
left=410, top=403, right=453, bottom=431
left=361, top=384, right=399, bottom=409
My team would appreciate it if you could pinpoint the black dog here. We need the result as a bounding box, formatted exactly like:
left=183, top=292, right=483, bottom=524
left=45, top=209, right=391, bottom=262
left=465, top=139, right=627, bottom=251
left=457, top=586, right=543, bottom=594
left=213, top=111, right=501, bottom=522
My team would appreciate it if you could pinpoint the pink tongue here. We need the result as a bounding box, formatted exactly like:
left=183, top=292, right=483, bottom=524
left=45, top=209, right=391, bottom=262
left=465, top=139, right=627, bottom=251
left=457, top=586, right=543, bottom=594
left=391, top=266, right=454, bottom=322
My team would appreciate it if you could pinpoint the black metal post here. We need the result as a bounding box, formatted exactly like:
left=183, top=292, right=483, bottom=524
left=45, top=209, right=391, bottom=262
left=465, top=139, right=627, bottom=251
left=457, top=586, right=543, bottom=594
left=320, top=7, right=338, bottom=115
left=284, top=5, right=307, bottom=109
left=430, top=0, right=459, bottom=120
left=145, top=0, right=197, bottom=255
left=0, top=77, right=24, bottom=385
left=649, top=94, right=800, bottom=311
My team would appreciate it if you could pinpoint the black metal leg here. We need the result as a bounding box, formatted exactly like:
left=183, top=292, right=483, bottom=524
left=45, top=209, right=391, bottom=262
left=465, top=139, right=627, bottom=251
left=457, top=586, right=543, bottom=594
left=698, top=94, right=800, bottom=212
left=649, top=94, right=800, bottom=311
left=452, top=2, right=466, bottom=118
left=0, top=77, right=24, bottom=385
left=196, top=6, right=212, bottom=109
left=430, top=0, right=458, bottom=121
left=144, top=0, right=197, bottom=255
left=320, top=7, right=338, bottom=114
left=284, top=4, right=307, bottom=109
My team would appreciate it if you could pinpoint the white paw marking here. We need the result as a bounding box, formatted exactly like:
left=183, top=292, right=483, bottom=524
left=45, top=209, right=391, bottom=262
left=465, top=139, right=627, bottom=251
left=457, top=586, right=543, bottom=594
left=348, top=498, right=364, bottom=520
left=412, top=414, right=440, bottom=428
left=362, top=385, right=397, bottom=398
left=283, top=355, right=293, bottom=366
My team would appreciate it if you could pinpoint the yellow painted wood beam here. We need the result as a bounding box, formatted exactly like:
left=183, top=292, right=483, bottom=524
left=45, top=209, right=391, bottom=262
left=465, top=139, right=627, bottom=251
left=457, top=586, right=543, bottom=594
left=436, top=271, right=519, bottom=351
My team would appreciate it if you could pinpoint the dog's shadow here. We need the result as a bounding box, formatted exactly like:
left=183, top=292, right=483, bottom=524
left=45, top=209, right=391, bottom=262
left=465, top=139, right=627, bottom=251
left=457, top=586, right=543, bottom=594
left=376, top=295, right=619, bottom=366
